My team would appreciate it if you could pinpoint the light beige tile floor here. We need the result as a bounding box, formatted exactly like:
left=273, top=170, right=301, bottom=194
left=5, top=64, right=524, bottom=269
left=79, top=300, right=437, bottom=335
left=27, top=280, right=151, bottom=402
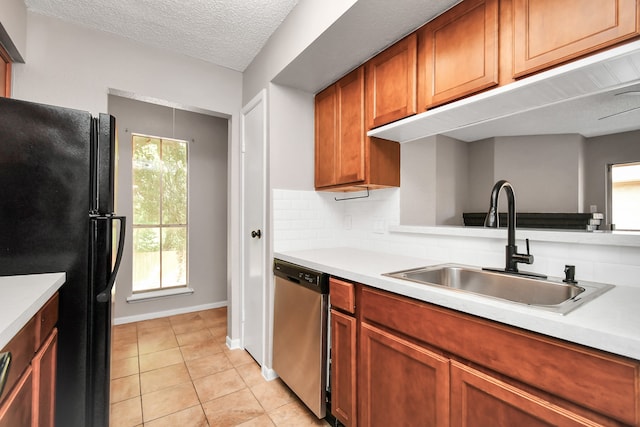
left=110, top=307, right=329, bottom=427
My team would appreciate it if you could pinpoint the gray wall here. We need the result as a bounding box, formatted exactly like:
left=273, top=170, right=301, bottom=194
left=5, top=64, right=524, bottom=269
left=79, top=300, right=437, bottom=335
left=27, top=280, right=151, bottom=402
left=436, top=135, right=469, bottom=225
left=400, top=131, right=640, bottom=227
left=401, top=135, right=468, bottom=226
left=401, top=137, right=437, bottom=225
left=492, top=134, right=585, bottom=213
left=109, top=95, right=228, bottom=320
left=467, top=138, right=494, bottom=212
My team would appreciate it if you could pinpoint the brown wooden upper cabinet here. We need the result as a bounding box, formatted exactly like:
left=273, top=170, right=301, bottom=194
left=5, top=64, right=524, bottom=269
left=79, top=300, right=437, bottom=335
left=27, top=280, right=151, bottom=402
left=365, top=33, right=417, bottom=129
left=315, top=67, right=400, bottom=191
left=513, top=0, right=640, bottom=78
left=315, top=68, right=365, bottom=189
left=417, top=0, right=500, bottom=110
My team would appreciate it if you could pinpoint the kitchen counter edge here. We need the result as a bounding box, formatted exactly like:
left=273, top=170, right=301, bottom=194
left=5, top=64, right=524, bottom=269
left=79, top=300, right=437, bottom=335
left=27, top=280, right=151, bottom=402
left=0, top=273, right=66, bottom=350
left=274, top=248, right=640, bottom=361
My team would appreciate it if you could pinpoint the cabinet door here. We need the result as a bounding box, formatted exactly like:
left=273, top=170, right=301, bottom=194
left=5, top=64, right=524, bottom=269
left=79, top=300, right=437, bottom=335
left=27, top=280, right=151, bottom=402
left=418, top=0, right=499, bottom=110
left=359, top=323, right=449, bottom=427
left=315, top=84, right=337, bottom=188
left=0, top=366, right=32, bottom=427
left=32, top=329, right=57, bottom=427
left=336, top=67, right=365, bottom=185
left=330, top=310, right=356, bottom=427
left=366, top=33, right=417, bottom=129
left=451, top=361, right=604, bottom=427
left=513, top=0, right=640, bottom=77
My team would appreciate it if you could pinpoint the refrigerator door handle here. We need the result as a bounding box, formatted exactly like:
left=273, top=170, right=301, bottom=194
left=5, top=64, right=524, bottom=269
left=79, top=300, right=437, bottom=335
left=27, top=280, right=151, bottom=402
left=96, top=216, right=126, bottom=303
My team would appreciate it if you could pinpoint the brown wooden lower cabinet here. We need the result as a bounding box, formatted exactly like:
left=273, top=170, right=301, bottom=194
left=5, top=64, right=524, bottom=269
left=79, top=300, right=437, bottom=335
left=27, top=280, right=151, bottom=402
left=330, top=280, right=640, bottom=426
left=450, top=361, right=603, bottom=427
left=358, top=322, right=450, bottom=427
left=0, top=294, right=58, bottom=427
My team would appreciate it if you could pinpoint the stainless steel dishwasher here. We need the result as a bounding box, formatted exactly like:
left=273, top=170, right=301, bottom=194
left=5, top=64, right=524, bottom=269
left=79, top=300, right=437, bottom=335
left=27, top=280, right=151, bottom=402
left=272, top=259, right=329, bottom=419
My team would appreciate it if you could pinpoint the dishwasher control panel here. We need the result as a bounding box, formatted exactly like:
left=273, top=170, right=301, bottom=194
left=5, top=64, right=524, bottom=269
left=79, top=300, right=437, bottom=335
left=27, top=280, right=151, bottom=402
left=274, top=259, right=329, bottom=294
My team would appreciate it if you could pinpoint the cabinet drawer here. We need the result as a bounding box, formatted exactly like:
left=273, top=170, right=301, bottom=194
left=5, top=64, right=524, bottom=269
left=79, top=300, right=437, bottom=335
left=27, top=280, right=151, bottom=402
left=361, top=286, right=640, bottom=425
left=35, top=293, right=58, bottom=351
left=330, top=278, right=355, bottom=314
left=0, top=318, right=36, bottom=405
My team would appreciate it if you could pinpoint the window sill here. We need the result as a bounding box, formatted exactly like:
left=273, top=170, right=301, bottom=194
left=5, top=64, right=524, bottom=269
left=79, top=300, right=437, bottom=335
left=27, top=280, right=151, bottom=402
left=126, top=287, right=194, bottom=303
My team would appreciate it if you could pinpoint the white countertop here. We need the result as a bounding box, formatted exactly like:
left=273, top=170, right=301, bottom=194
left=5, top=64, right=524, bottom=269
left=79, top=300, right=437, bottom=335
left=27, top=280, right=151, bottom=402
left=275, top=247, right=640, bottom=361
left=0, top=273, right=66, bottom=350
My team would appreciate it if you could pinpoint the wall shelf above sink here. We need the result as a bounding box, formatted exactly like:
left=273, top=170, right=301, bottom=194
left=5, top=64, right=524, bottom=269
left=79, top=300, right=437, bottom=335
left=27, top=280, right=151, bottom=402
left=368, top=40, right=640, bottom=143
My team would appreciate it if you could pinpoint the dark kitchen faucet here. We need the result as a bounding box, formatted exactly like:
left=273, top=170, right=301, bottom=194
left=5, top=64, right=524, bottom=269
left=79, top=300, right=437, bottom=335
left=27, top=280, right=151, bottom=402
left=483, top=180, right=546, bottom=278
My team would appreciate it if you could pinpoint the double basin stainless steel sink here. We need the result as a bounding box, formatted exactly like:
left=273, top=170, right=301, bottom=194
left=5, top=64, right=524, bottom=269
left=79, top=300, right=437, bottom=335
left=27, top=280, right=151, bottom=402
left=383, top=264, right=613, bottom=314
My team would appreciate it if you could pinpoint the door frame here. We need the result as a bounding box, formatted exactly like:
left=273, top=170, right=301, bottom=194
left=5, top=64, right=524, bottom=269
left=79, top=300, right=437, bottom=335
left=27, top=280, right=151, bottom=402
left=240, top=89, right=268, bottom=367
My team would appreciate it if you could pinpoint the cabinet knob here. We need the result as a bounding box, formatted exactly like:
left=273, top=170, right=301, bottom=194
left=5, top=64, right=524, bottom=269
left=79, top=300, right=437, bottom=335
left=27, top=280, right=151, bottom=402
left=251, top=229, right=262, bottom=239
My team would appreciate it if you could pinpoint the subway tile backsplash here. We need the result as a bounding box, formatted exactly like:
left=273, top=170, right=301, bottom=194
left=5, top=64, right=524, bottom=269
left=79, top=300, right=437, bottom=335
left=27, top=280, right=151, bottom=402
left=272, top=189, right=640, bottom=288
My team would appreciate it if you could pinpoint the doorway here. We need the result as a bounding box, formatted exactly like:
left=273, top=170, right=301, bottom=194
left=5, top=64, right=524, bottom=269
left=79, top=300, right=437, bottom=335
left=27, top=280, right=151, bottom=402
left=109, top=94, right=229, bottom=320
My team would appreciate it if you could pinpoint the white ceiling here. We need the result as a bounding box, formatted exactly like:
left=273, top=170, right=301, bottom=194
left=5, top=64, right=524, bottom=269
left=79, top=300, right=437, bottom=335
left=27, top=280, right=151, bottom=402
left=24, top=0, right=300, bottom=72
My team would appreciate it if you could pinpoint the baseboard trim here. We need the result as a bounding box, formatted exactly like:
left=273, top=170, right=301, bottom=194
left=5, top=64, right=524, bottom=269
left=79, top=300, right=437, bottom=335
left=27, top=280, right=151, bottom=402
left=262, top=366, right=278, bottom=381
left=114, top=300, right=227, bottom=325
left=226, top=336, right=242, bottom=350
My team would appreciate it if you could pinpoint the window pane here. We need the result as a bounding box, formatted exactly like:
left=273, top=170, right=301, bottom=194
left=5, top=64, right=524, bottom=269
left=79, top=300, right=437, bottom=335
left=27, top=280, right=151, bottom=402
left=162, top=227, right=187, bottom=287
left=162, top=139, right=187, bottom=225
left=132, top=227, right=160, bottom=292
left=132, top=136, right=161, bottom=225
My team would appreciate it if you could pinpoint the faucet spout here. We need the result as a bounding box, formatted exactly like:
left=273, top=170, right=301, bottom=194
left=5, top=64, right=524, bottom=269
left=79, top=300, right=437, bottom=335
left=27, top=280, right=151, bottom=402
left=484, top=180, right=533, bottom=273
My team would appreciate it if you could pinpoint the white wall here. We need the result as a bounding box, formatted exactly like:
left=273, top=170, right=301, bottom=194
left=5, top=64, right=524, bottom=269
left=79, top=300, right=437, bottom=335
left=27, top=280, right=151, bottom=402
left=0, top=0, right=27, bottom=59
left=269, top=84, right=315, bottom=190
left=13, top=12, right=242, bottom=116
left=274, top=188, right=640, bottom=289
left=12, top=12, right=243, bottom=327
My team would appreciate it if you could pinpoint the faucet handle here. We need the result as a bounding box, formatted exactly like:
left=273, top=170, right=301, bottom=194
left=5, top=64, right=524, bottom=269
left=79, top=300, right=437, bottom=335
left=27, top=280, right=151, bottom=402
left=513, top=238, right=534, bottom=265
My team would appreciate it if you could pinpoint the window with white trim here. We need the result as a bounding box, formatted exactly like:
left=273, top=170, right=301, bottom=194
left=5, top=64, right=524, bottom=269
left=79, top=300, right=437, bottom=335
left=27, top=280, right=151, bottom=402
left=131, top=134, right=188, bottom=292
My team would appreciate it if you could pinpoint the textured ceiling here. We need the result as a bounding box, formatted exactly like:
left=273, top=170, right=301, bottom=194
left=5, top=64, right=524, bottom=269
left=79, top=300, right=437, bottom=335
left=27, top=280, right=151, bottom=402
left=24, top=0, right=299, bottom=71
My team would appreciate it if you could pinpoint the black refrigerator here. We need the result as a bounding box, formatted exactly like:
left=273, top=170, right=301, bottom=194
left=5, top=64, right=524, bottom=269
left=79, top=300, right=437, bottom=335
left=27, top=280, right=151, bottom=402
left=0, top=97, right=125, bottom=427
